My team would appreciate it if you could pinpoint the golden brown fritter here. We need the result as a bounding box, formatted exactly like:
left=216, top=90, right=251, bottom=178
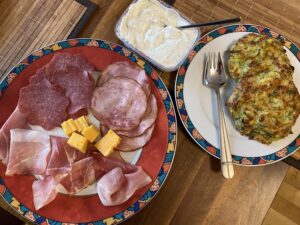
left=228, top=34, right=293, bottom=79
left=227, top=34, right=300, bottom=144
left=227, top=71, right=300, bottom=144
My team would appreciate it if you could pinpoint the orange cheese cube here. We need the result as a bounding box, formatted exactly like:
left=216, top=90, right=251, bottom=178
left=94, top=130, right=121, bottom=157
left=61, top=119, right=77, bottom=136
left=67, top=132, right=88, bottom=153
left=82, top=125, right=100, bottom=143
left=74, top=116, right=89, bottom=132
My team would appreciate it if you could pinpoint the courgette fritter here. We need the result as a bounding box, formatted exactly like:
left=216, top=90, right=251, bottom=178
left=228, top=34, right=293, bottom=79
left=227, top=71, right=300, bottom=144
left=227, top=34, right=300, bottom=144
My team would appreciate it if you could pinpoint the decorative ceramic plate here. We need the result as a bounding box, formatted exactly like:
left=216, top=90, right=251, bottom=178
left=0, top=39, right=177, bottom=224
left=175, top=24, right=300, bottom=166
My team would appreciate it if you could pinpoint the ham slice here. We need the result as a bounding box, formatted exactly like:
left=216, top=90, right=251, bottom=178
left=6, top=129, right=51, bottom=176
left=60, top=156, right=96, bottom=194
left=0, top=107, right=29, bottom=164
left=18, top=79, right=70, bottom=130
left=32, top=174, right=65, bottom=210
left=30, top=53, right=95, bottom=115
left=117, top=94, right=158, bottom=137
left=91, top=77, right=147, bottom=131
left=97, top=61, right=151, bottom=98
left=117, top=124, right=155, bottom=151
left=97, top=167, right=152, bottom=206
left=109, top=151, right=124, bottom=161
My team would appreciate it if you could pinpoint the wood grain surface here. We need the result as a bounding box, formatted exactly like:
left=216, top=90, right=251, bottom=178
left=0, top=0, right=299, bottom=225
left=0, top=0, right=86, bottom=80
left=263, top=167, right=300, bottom=225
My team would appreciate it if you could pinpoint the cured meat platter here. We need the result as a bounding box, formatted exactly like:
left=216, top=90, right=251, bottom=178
left=0, top=39, right=177, bottom=224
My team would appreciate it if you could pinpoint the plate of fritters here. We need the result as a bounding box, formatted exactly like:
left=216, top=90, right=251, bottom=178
left=175, top=24, right=300, bottom=166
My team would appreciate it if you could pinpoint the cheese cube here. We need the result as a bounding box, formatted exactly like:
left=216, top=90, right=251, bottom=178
left=67, top=132, right=88, bottom=153
left=94, top=130, right=121, bottom=157
left=61, top=119, right=77, bottom=136
left=82, top=125, right=100, bottom=143
left=74, top=116, right=89, bottom=132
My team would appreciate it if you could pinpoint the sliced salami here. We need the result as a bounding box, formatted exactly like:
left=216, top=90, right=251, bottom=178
left=30, top=53, right=95, bottom=115
left=51, top=68, right=95, bottom=115
left=30, top=67, right=48, bottom=84
left=46, top=53, right=94, bottom=74
left=97, top=61, right=151, bottom=98
left=91, top=77, right=147, bottom=131
left=18, top=80, right=70, bottom=130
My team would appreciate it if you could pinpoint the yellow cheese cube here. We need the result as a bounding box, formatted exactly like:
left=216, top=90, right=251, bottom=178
left=74, top=116, right=89, bottom=132
left=61, top=119, right=77, bottom=136
left=82, top=125, right=100, bottom=143
left=67, top=132, right=88, bottom=153
left=94, top=130, right=121, bottom=157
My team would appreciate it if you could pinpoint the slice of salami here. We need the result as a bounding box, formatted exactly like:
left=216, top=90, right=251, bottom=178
left=30, top=53, right=95, bottom=115
left=18, top=80, right=70, bottom=130
left=30, top=67, right=49, bottom=84
left=117, top=94, right=158, bottom=137
left=97, top=61, right=151, bottom=98
left=101, top=123, right=155, bottom=152
left=46, top=53, right=94, bottom=75
left=91, top=77, right=147, bottom=131
left=51, top=68, right=95, bottom=115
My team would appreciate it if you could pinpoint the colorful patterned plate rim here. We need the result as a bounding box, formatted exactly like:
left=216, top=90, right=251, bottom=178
left=175, top=24, right=300, bottom=166
left=0, top=38, right=177, bottom=224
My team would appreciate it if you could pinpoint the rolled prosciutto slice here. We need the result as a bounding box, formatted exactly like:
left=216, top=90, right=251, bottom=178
left=97, top=167, right=152, bottom=206
left=6, top=129, right=51, bottom=176
left=91, top=77, right=147, bottom=131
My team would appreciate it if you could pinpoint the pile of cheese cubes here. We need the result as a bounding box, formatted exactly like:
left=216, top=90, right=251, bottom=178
left=61, top=116, right=121, bottom=157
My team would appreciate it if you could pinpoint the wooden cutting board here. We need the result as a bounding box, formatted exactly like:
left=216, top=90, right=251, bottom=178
left=0, top=0, right=87, bottom=80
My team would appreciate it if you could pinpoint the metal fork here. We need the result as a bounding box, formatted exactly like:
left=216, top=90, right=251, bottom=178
left=203, top=52, right=234, bottom=179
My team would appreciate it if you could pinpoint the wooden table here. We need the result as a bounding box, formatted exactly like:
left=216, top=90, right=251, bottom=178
left=1, top=0, right=300, bottom=225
